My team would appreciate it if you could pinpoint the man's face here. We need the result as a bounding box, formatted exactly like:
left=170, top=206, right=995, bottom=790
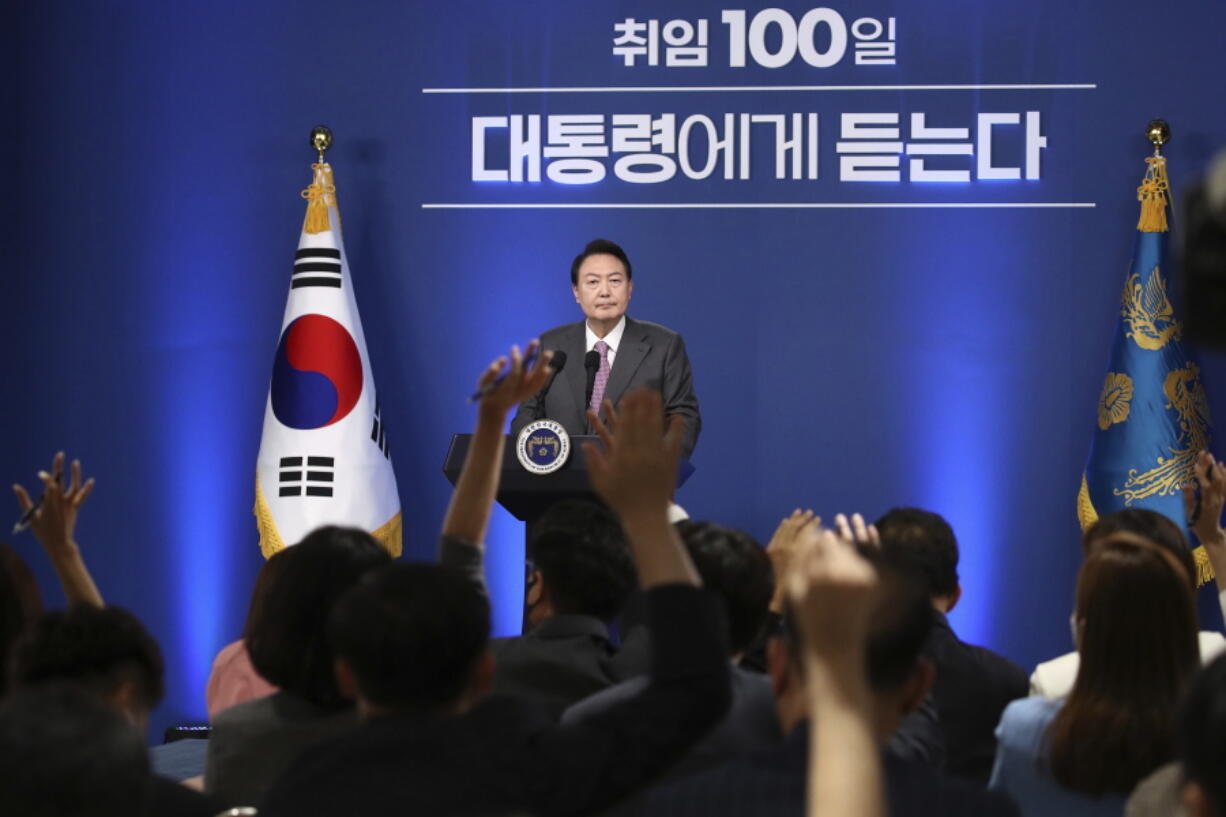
left=573, top=253, right=633, bottom=326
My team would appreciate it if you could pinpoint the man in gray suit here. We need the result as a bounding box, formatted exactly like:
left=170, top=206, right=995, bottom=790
left=511, top=239, right=702, bottom=459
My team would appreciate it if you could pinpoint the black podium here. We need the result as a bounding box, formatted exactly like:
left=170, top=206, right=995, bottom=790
left=442, top=434, right=694, bottom=524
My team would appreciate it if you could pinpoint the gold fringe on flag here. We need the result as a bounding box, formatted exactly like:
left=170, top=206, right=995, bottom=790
left=301, top=163, right=338, bottom=235
left=1194, top=545, right=1217, bottom=586
left=1136, top=156, right=1170, bottom=233
left=253, top=475, right=402, bottom=559
left=1077, top=475, right=1098, bottom=532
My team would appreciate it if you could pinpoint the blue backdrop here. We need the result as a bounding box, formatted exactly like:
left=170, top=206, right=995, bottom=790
left=9, top=0, right=1226, bottom=739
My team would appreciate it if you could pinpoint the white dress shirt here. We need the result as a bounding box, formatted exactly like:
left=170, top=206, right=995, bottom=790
left=585, top=316, right=627, bottom=368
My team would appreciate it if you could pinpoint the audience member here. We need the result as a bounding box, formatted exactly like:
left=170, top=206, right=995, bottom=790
left=11, top=451, right=103, bottom=607
left=10, top=604, right=221, bottom=816
left=1176, top=651, right=1226, bottom=817
left=636, top=532, right=1018, bottom=817
left=258, top=348, right=731, bottom=817
left=564, top=518, right=779, bottom=781
left=875, top=507, right=1028, bottom=782
left=1031, top=502, right=1226, bottom=698
left=0, top=543, right=43, bottom=697
left=205, top=525, right=391, bottom=807
left=489, top=499, right=638, bottom=711
left=204, top=549, right=290, bottom=718
left=0, top=683, right=151, bottom=817
left=990, top=534, right=1199, bottom=816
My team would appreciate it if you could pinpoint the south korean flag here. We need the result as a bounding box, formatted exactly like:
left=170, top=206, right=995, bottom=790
left=253, top=161, right=401, bottom=557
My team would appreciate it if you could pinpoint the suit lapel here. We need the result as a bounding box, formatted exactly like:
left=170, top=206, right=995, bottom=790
left=601, top=317, right=650, bottom=414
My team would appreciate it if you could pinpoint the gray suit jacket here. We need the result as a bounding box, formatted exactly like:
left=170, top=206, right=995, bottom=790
left=510, top=317, right=701, bottom=458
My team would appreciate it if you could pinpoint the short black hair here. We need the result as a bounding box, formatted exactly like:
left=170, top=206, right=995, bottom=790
left=675, top=520, right=773, bottom=655
left=12, top=604, right=164, bottom=711
left=783, top=550, right=933, bottom=693
left=246, top=526, right=392, bottom=707
left=0, top=683, right=151, bottom=817
left=528, top=500, right=635, bottom=622
left=1084, top=509, right=1196, bottom=589
left=0, top=544, right=43, bottom=697
left=1178, top=652, right=1226, bottom=816
left=327, top=563, right=490, bottom=713
left=875, top=507, right=960, bottom=599
left=570, top=238, right=633, bottom=285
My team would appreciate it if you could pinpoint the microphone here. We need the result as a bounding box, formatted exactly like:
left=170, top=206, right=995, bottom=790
left=543, top=350, right=567, bottom=393
left=584, top=350, right=600, bottom=410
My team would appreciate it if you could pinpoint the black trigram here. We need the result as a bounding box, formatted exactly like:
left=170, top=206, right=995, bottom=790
left=370, top=399, right=390, bottom=459
left=279, top=456, right=335, bottom=497
left=292, top=247, right=343, bottom=289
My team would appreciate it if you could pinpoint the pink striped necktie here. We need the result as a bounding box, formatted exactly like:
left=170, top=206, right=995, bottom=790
left=589, top=340, right=611, bottom=415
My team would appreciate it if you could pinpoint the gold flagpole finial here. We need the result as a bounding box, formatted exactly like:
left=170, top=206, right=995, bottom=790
left=1146, top=119, right=1170, bottom=158
left=310, top=125, right=334, bottom=164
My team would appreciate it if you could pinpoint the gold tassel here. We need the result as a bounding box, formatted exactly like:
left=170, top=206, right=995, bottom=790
left=1193, top=545, right=1217, bottom=587
left=1136, top=156, right=1170, bottom=233
left=253, top=474, right=286, bottom=559
left=1077, top=474, right=1099, bottom=531
left=301, top=162, right=337, bottom=235
left=371, top=512, right=404, bottom=558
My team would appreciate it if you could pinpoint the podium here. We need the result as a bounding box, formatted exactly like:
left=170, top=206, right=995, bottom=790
left=442, top=434, right=694, bottom=524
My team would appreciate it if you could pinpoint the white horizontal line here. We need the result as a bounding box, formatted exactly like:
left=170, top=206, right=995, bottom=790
left=421, top=202, right=1097, bottom=210
left=422, top=83, right=1096, bottom=94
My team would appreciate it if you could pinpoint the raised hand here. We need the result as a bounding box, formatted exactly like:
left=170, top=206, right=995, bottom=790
left=1183, top=450, right=1226, bottom=591
left=475, top=340, right=554, bottom=418
left=766, top=509, right=820, bottom=613
left=833, top=513, right=880, bottom=549
left=12, top=452, right=103, bottom=606
left=584, top=388, right=680, bottom=519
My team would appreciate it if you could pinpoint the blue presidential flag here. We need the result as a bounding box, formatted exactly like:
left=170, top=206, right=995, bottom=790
left=1078, top=154, right=1214, bottom=584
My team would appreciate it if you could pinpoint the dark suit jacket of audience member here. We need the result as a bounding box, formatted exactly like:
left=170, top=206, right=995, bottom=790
left=258, top=587, right=729, bottom=817
left=924, top=611, right=1029, bottom=782
left=636, top=725, right=1020, bottom=817
left=563, top=665, right=781, bottom=817
left=205, top=690, right=359, bottom=807
left=492, top=615, right=651, bottom=715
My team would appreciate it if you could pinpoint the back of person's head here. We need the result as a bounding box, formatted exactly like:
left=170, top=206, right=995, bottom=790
left=0, top=544, right=43, bottom=698
left=784, top=550, right=933, bottom=694
left=0, top=682, right=151, bottom=817
left=528, top=500, right=635, bottom=622
left=570, top=238, right=633, bottom=284
left=1178, top=652, right=1226, bottom=817
left=246, top=526, right=392, bottom=708
left=1083, top=508, right=1196, bottom=588
left=874, top=507, right=959, bottom=599
left=675, top=520, right=773, bottom=656
left=12, top=604, right=164, bottom=719
left=328, top=562, right=491, bottom=714
left=241, top=543, right=295, bottom=645
left=1048, top=535, right=1199, bottom=795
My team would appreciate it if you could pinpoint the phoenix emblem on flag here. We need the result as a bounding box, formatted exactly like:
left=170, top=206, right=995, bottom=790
left=1121, top=266, right=1182, bottom=351
left=1114, top=363, right=1211, bottom=505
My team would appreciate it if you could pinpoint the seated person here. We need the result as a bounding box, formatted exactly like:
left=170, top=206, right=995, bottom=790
left=258, top=348, right=730, bottom=817
left=564, top=518, right=779, bottom=781
left=876, top=507, right=1028, bottom=782
left=205, top=526, right=391, bottom=807
left=635, top=531, right=1018, bottom=817
left=1031, top=503, right=1226, bottom=698
left=0, top=683, right=151, bottom=817
left=1176, top=652, right=1226, bottom=817
left=204, top=550, right=290, bottom=718
left=10, top=604, right=222, bottom=817
left=990, top=534, right=1200, bottom=817
left=489, top=499, right=639, bottom=712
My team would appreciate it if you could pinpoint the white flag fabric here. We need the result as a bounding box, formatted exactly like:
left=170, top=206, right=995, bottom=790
left=254, top=162, right=401, bottom=557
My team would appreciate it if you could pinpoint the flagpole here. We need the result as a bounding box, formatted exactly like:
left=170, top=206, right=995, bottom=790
left=310, top=125, right=333, bottom=163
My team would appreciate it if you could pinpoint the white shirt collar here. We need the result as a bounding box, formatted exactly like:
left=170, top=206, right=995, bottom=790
left=585, top=315, right=627, bottom=353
